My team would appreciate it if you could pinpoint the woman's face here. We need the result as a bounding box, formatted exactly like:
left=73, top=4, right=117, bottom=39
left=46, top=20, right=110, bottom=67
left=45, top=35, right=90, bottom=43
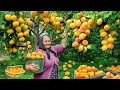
left=43, top=36, right=51, bottom=49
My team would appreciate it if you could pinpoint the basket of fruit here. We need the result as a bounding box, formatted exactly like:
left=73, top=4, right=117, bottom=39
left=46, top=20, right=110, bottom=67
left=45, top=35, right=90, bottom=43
left=26, top=51, right=45, bottom=74
left=74, top=65, right=105, bottom=79
left=105, top=65, right=120, bottom=75
left=102, top=72, right=120, bottom=79
left=5, top=65, right=25, bottom=78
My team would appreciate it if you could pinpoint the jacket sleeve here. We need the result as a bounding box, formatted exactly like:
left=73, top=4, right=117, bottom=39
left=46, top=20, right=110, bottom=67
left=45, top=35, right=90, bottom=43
left=53, top=45, right=65, bottom=54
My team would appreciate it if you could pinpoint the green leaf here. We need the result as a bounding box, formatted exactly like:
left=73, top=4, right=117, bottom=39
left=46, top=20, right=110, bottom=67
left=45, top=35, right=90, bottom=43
left=90, top=15, right=95, bottom=20
left=4, top=22, right=11, bottom=30
left=104, top=12, right=111, bottom=18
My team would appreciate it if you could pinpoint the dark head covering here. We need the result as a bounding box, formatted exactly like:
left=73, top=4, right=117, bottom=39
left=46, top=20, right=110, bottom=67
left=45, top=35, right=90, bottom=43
left=39, top=32, right=57, bottom=60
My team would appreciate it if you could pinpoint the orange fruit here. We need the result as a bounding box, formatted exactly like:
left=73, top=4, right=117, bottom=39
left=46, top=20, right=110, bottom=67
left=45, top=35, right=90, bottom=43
left=2, top=25, right=6, bottom=30
left=44, top=18, right=49, bottom=24
left=43, top=11, right=49, bottom=17
left=107, top=43, right=114, bottom=49
left=20, top=24, right=24, bottom=29
left=102, top=45, right=108, bottom=51
left=74, top=31, right=81, bottom=37
left=12, top=48, right=18, bottom=53
left=15, top=27, right=21, bottom=33
left=68, top=64, right=72, bottom=69
left=82, top=40, right=88, bottom=45
left=5, top=14, right=12, bottom=21
left=79, top=33, right=86, bottom=40
left=31, top=55, right=36, bottom=59
left=12, top=21, right=19, bottom=27
left=17, top=32, right=23, bottom=37
left=24, top=25, right=28, bottom=30
left=7, top=29, right=14, bottom=34
left=78, top=44, right=84, bottom=51
left=81, top=17, right=86, bottom=22
left=19, top=37, right=25, bottom=42
left=85, top=29, right=90, bottom=36
left=63, top=65, right=67, bottom=68
left=63, top=68, right=67, bottom=71
left=97, top=18, right=103, bottom=25
left=11, top=15, right=17, bottom=21
left=107, top=37, right=114, bottom=43
left=99, top=64, right=103, bottom=68
left=28, top=45, right=32, bottom=49
left=18, top=17, right=24, bottom=24
left=67, top=20, right=72, bottom=25
left=100, top=31, right=107, bottom=37
left=9, top=40, right=15, bottom=45
left=75, top=20, right=81, bottom=27
left=36, top=55, right=41, bottom=59
left=101, top=40, right=108, bottom=45
left=65, top=71, right=70, bottom=76
left=31, top=11, right=38, bottom=17
left=88, top=19, right=94, bottom=25
left=27, top=41, right=31, bottom=45
left=27, top=20, right=33, bottom=26
left=23, top=31, right=29, bottom=37
left=82, top=22, right=88, bottom=27
left=72, top=41, right=78, bottom=47
left=63, top=76, right=70, bottom=79
left=70, top=23, right=76, bottom=28
left=104, top=24, right=110, bottom=31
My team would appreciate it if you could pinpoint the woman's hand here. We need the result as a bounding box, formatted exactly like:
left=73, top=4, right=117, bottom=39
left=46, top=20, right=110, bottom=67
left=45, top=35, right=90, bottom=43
left=30, top=63, right=40, bottom=72
left=26, top=63, right=40, bottom=72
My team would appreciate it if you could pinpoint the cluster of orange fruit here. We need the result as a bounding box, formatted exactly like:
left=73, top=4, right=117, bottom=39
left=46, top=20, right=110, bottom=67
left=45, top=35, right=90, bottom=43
left=31, top=11, right=65, bottom=39
left=106, top=65, right=120, bottom=73
left=97, top=18, right=118, bottom=51
left=2, top=13, right=33, bottom=54
left=103, top=72, right=120, bottom=79
left=74, top=65, right=104, bottom=79
left=66, top=12, right=94, bottom=52
left=6, top=66, right=25, bottom=74
left=27, top=51, right=45, bottom=59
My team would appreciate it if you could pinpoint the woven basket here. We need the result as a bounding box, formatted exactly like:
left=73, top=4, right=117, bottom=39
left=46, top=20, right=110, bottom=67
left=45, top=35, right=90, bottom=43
left=5, top=65, right=25, bottom=78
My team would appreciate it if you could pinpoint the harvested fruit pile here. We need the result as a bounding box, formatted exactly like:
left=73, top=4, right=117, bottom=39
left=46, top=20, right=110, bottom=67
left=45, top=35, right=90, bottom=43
left=106, top=65, right=120, bottom=73
left=5, top=65, right=25, bottom=78
left=6, top=66, right=25, bottom=74
left=26, top=51, right=45, bottom=59
left=74, top=65, right=105, bottom=79
left=103, top=72, right=120, bottom=79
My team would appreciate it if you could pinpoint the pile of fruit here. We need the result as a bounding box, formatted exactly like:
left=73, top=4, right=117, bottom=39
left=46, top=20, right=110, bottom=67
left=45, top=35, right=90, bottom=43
left=103, top=72, right=120, bottom=79
left=26, top=51, right=45, bottom=59
left=106, top=65, right=120, bottom=73
left=74, top=65, right=104, bottom=79
left=5, top=65, right=25, bottom=78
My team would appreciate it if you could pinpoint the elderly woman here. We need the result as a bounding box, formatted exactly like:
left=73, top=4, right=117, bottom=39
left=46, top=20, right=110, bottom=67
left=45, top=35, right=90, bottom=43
left=26, top=32, right=66, bottom=79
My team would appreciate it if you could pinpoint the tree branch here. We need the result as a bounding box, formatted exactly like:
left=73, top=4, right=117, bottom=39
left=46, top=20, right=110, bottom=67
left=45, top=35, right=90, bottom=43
left=31, top=29, right=37, bottom=37
left=39, top=28, right=45, bottom=35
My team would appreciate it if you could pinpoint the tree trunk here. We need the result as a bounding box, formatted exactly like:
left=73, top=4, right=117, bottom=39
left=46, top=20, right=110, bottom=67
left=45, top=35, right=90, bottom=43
left=34, top=21, right=39, bottom=50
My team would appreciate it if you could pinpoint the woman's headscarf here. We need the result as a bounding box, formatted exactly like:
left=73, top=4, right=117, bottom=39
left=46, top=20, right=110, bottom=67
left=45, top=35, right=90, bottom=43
left=39, top=32, right=57, bottom=60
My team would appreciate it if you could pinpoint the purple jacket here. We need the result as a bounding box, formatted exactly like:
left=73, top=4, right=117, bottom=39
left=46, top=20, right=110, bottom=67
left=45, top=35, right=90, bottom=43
left=34, top=45, right=65, bottom=79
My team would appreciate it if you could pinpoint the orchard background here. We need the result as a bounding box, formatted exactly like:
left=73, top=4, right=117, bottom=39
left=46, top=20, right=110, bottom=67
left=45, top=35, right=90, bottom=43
left=0, top=11, right=120, bottom=79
